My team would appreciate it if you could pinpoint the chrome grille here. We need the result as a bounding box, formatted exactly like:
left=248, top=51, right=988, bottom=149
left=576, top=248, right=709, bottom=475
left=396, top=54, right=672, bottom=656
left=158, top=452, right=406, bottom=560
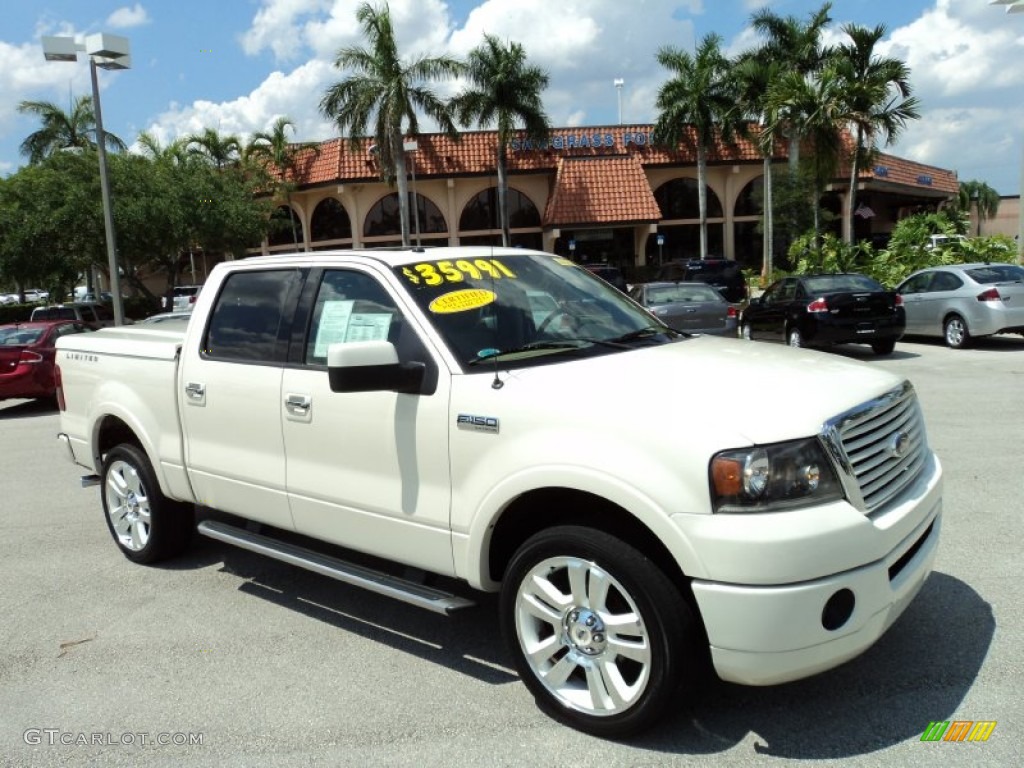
left=822, top=382, right=928, bottom=514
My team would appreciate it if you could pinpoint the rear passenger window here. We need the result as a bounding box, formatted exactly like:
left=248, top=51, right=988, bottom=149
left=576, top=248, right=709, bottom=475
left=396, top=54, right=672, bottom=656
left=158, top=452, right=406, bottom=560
left=203, top=270, right=300, bottom=363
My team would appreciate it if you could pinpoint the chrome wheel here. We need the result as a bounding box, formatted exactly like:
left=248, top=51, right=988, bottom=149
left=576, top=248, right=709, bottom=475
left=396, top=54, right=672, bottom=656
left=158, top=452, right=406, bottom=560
left=101, top=443, right=193, bottom=564
left=944, top=316, right=969, bottom=349
left=514, top=555, right=651, bottom=718
left=105, top=459, right=152, bottom=552
left=741, top=323, right=752, bottom=340
left=787, top=328, right=804, bottom=348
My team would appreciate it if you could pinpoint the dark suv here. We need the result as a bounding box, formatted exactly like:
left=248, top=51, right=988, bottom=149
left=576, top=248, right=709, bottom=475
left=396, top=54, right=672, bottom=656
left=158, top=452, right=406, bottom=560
left=656, top=259, right=747, bottom=304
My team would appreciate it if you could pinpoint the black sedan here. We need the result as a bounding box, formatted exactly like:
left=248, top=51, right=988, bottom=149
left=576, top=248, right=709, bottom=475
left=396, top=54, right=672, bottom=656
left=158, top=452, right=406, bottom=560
left=630, top=281, right=737, bottom=335
left=740, top=273, right=904, bottom=355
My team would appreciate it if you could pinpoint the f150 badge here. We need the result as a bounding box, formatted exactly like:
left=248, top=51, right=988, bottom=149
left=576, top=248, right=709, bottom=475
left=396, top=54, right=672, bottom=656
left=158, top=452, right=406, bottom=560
left=457, top=414, right=499, bottom=433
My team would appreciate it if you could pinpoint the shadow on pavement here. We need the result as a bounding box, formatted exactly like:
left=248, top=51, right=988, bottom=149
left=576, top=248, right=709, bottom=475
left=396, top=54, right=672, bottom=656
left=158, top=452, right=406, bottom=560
left=0, top=397, right=58, bottom=419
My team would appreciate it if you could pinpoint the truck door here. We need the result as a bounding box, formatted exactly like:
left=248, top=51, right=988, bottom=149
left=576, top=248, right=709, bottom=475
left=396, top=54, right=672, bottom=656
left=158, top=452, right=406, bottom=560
left=280, top=267, right=454, bottom=576
left=178, top=268, right=304, bottom=531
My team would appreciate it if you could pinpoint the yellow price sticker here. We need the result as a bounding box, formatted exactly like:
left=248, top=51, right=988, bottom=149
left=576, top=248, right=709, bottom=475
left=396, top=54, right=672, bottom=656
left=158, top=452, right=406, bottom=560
left=429, top=289, right=497, bottom=314
left=402, top=258, right=517, bottom=285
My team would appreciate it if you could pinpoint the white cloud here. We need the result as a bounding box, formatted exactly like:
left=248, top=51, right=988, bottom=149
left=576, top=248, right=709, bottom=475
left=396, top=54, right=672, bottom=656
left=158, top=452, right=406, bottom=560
left=107, top=4, right=151, bottom=29
left=140, top=59, right=338, bottom=150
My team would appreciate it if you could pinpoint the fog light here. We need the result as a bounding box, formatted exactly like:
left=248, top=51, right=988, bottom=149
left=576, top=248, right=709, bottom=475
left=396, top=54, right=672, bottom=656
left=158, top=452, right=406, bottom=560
left=822, top=588, right=855, bottom=631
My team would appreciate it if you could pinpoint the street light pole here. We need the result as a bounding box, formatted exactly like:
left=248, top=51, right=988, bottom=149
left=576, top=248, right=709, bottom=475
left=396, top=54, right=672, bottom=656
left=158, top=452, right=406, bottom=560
left=88, top=57, right=124, bottom=326
left=990, top=0, right=1024, bottom=262
left=614, top=79, right=624, bottom=125
left=403, top=140, right=420, bottom=246
left=42, top=33, right=131, bottom=325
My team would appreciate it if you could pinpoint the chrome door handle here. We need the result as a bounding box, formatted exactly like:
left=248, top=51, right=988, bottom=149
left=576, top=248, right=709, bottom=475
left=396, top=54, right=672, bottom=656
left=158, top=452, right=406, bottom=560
left=285, top=394, right=311, bottom=412
left=185, top=382, right=205, bottom=399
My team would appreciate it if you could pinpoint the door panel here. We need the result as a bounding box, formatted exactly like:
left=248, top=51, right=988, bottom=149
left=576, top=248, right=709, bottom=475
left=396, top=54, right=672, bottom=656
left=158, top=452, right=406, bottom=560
left=282, top=268, right=453, bottom=575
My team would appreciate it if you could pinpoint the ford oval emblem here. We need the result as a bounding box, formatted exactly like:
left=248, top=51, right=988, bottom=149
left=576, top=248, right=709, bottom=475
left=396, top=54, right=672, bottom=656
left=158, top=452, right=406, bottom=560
left=889, top=431, right=911, bottom=459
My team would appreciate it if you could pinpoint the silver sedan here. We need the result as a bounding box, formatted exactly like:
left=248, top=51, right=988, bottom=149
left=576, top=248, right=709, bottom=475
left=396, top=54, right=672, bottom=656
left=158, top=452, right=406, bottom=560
left=630, top=281, right=738, bottom=335
left=896, top=262, right=1024, bottom=348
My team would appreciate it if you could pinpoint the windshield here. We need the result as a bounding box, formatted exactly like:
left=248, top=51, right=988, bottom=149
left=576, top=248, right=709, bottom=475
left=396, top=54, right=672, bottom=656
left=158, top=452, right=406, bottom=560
left=0, top=327, right=44, bottom=345
left=394, top=251, right=678, bottom=368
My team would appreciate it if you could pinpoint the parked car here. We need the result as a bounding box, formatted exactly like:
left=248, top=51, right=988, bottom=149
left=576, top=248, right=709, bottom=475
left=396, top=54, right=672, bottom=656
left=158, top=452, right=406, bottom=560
left=656, top=259, right=748, bottom=304
left=630, top=281, right=737, bottom=336
left=741, top=273, right=905, bottom=355
left=0, top=293, right=19, bottom=306
left=582, top=263, right=628, bottom=292
left=22, top=289, right=49, bottom=303
left=163, top=285, right=203, bottom=312
left=138, top=311, right=192, bottom=327
left=30, top=302, right=118, bottom=327
left=896, top=262, right=1024, bottom=348
left=1, top=320, right=95, bottom=401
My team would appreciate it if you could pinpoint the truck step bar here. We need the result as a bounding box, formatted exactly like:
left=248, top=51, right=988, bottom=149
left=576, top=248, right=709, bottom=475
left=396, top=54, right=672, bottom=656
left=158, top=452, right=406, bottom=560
left=197, top=520, right=475, bottom=615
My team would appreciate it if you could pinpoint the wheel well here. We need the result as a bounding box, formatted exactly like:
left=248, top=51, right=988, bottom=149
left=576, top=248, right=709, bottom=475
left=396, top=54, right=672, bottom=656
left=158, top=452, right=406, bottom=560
left=487, top=488, right=689, bottom=596
left=96, top=415, right=142, bottom=459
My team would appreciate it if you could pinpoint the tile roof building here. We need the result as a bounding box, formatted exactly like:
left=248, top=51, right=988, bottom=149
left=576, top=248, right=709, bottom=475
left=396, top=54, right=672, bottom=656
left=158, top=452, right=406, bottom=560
left=257, top=123, right=959, bottom=279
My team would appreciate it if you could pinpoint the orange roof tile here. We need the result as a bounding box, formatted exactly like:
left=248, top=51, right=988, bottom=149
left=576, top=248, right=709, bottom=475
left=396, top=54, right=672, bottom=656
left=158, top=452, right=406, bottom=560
left=544, top=155, right=661, bottom=226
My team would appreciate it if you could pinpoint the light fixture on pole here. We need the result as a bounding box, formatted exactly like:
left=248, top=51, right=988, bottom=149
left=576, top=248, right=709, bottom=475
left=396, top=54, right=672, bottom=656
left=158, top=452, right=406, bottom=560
left=990, top=0, right=1024, bottom=12
left=403, top=140, right=420, bottom=247
left=614, top=79, right=624, bottom=125
left=42, top=33, right=131, bottom=326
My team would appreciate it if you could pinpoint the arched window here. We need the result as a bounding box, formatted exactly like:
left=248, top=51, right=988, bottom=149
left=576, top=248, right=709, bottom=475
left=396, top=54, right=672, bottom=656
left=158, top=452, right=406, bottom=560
left=459, top=187, right=541, bottom=231
left=654, top=177, right=723, bottom=220
left=734, top=177, right=764, bottom=217
left=268, top=205, right=301, bottom=247
left=364, top=192, right=447, bottom=238
left=310, top=198, right=352, bottom=242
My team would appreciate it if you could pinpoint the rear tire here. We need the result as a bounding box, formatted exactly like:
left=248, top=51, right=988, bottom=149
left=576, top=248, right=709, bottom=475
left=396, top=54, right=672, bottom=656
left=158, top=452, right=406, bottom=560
left=101, top=443, right=193, bottom=564
left=943, top=315, right=970, bottom=349
left=740, top=323, right=752, bottom=340
left=500, top=526, right=701, bottom=738
left=787, top=327, right=804, bottom=348
left=871, top=339, right=897, bottom=355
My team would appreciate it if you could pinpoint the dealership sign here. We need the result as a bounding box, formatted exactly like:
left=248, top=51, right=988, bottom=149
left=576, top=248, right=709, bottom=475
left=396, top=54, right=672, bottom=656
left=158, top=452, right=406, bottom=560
left=511, top=131, right=654, bottom=152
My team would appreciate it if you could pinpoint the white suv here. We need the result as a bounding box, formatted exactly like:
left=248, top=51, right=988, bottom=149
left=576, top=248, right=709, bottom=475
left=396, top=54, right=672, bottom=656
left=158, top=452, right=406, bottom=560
left=171, top=285, right=203, bottom=312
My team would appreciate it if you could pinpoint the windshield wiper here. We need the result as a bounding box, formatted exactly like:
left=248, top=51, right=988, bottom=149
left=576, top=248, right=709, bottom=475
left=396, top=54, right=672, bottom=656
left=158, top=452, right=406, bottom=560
left=606, top=326, right=682, bottom=344
left=465, top=340, right=592, bottom=365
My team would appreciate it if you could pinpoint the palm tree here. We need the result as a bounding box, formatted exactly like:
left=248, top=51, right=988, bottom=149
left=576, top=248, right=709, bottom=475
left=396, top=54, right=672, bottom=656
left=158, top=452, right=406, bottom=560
left=765, top=65, right=847, bottom=243
left=957, top=180, right=1001, bottom=235
left=732, top=52, right=784, bottom=279
left=833, top=24, right=920, bottom=243
left=245, top=117, right=321, bottom=248
left=184, top=128, right=242, bottom=170
left=451, top=35, right=550, bottom=247
left=655, top=33, right=738, bottom=260
left=319, top=1, right=464, bottom=246
left=750, top=2, right=833, bottom=173
left=17, top=96, right=127, bottom=163
left=136, top=130, right=189, bottom=165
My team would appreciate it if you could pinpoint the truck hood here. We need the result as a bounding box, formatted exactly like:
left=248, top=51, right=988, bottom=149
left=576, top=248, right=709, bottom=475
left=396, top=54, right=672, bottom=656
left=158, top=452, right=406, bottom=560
left=498, top=335, right=905, bottom=445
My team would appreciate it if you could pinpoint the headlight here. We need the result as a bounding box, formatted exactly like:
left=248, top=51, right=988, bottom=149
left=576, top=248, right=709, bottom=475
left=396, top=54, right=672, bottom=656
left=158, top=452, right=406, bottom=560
left=709, top=438, right=844, bottom=513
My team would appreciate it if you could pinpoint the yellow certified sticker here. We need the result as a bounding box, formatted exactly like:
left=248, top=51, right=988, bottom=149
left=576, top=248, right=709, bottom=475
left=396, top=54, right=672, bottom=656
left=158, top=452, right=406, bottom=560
left=429, top=289, right=497, bottom=314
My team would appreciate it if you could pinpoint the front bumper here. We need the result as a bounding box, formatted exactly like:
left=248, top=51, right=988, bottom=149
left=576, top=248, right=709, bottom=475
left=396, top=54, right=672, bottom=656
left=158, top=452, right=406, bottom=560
left=691, top=499, right=941, bottom=685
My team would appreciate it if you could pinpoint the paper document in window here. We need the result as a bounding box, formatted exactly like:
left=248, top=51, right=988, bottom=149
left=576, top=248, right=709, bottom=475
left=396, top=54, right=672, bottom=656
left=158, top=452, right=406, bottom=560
left=314, top=300, right=393, bottom=356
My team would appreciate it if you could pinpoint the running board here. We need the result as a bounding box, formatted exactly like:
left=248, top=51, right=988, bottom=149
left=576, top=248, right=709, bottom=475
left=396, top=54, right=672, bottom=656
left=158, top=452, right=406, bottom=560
left=197, top=520, right=475, bottom=615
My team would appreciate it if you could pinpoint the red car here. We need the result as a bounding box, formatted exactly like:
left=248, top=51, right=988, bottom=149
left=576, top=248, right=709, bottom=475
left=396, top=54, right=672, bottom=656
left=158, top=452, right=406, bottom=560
left=0, top=321, right=95, bottom=401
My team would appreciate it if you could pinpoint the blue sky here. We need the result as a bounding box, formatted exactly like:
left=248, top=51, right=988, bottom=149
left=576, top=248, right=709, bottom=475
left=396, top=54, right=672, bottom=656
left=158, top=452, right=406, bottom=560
left=2, top=1, right=1022, bottom=194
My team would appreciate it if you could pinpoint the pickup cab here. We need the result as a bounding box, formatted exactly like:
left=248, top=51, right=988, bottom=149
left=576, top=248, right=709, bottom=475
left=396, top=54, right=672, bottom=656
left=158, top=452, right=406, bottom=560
left=55, top=247, right=942, bottom=737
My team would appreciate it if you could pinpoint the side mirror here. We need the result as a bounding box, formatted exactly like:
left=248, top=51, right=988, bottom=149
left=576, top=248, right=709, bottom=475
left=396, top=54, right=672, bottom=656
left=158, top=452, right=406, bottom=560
left=327, top=341, right=425, bottom=394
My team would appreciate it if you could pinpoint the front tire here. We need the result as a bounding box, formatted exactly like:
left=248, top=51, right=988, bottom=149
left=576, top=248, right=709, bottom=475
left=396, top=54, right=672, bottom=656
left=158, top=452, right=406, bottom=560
left=101, top=443, right=193, bottom=564
left=944, top=315, right=970, bottom=349
left=740, top=322, right=752, bottom=340
left=500, top=526, right=700, bottom=738
left=787, top=327, right=805, bottom=348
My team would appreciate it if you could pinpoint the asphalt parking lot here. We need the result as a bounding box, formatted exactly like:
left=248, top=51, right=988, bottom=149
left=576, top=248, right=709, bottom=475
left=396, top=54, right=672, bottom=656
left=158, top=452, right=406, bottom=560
left=1, top=334, right=1022, bottom=767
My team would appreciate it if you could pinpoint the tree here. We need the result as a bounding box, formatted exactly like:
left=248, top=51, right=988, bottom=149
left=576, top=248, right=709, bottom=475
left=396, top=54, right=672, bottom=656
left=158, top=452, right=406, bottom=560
left=833, top=24, right=920, bottom=243
left=956, top=179, right=1001, bottom=235
left=17, top=96, right=127, bottom=164
left=451, top=35, right=550, bottom=247
left=732, top=52, right=784, bottom=279
left=750, top=2, right=833, bottom=173
left=185, top=127, right=242, bottom=170
left=655, top=34, right=738, bottom=260
left=245, top=117, right=321, bottom=248
left=319, top=1, right=464, bottom=245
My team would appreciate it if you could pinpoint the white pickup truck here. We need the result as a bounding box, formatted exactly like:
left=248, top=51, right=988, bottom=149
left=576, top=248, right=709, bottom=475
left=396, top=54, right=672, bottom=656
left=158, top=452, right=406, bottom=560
left=55, top=247, right=942, bottom=737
